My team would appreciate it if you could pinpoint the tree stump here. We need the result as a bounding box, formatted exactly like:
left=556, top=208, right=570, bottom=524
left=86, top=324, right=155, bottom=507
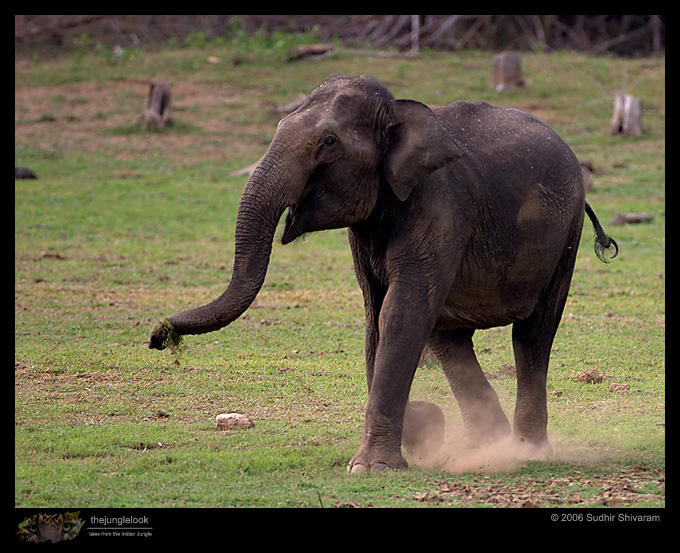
left=140, top=82, right=173, bottom=129
left=492, top=51, right=524, bottom=92
left=609, top=91, right=643, bottom=136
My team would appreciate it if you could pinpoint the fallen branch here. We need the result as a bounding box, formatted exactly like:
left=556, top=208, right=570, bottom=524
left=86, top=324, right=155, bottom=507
left=275, top=93, right=308, bottom=115
left=286, top=43, right=336, bottom=60
left=228, top=160, right=261, bottom=177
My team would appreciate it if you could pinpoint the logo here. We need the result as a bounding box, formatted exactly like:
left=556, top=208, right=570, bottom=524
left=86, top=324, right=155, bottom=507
left=17, top=511, right=84, bottom=543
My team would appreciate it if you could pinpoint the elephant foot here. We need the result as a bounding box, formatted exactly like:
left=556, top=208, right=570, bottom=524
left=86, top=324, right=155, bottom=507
left=402, top=401, right=446, bottom=457
left=460, top=412, right=511, bottom=449
left=347, top=447, right=408, bottom=474
left=512, top=433, right=554, bottom=459
left=348, top=462, right=389, bottom=474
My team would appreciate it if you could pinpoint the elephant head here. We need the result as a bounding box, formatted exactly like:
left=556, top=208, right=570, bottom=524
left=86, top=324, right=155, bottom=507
left=149, top=75, right=462, bottom=349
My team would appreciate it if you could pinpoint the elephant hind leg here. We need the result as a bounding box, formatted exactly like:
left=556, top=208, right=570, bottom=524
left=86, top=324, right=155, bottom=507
left=511, top=233, right=580, bottom=453
left=428, top=328, right=510, bottom=448
left=511, top=318, right=553, bottom=453
left=511, top=309, right=561, bottom=455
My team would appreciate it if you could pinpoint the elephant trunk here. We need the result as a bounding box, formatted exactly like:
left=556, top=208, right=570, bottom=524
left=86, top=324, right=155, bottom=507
left=149, top=143, right=301, bottom=350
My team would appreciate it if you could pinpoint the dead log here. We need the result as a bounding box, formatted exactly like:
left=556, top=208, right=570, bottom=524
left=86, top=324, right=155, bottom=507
left=344, top=48, right=419, bottom=59
left=15, top=167, right=37, bottom=179
left=286, top=43, right=335, bottom=61
left=610, top=91, right=644, bottom=136
left=139, top=82, right=173, bottom=129
left=610, top=212, right=654, bottom=225
left=492, top=51, right=524, bottom=92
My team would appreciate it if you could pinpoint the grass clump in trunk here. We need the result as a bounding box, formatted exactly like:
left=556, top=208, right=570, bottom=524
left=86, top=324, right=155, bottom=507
left=149, top=318, right=184, bottom=354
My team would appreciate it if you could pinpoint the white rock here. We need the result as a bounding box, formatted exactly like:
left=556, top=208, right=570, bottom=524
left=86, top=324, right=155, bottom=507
left=215, top=413, right=255, bottom=430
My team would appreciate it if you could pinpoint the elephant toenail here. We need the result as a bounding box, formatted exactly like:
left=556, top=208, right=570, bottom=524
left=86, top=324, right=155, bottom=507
left=370, top=462, right=388, bottom=472
left=349, top=464, right=367, bottom=474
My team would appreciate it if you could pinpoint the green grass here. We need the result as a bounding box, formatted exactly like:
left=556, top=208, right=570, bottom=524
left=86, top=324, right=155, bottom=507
left=15, top=42, right=664, bottom=508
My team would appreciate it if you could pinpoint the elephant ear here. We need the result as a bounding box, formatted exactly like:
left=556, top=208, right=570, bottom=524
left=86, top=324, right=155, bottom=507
left=384, top=99, right=463, bottom=201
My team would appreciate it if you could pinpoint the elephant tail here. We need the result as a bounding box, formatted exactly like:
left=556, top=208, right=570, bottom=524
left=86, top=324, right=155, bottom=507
left=585, top=202, right=619, bottom=263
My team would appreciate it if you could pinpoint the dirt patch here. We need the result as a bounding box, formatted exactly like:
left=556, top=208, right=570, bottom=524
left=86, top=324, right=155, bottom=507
left=414, top=464, right=664, bottom=507
left=15, top=78, right=274, bottom=165
left=403, top=416, right=664, bottom=507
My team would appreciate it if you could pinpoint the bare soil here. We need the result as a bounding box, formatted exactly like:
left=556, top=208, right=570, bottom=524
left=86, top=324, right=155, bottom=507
left=421, top=465, right=664, bottom=507
left=15, top=78, right=272, bottom=166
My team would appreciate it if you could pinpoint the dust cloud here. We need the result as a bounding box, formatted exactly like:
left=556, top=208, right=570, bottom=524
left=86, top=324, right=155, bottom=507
left=417, top=435, right=550, bottom=474
left=407, top=410, right=587, bottom=474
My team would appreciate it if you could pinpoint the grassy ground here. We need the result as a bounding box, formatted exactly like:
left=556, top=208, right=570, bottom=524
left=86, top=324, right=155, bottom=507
left=15, top=40, right=664, bottom=508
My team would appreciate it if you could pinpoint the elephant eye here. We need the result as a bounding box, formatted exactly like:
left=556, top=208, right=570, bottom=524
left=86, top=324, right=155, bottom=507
left=317, top=134, right=342, bottom=162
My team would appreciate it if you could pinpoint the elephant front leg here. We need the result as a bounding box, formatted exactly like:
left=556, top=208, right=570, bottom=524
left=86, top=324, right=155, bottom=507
left=349, top=358, right=417, bottom=473
left=348, top=285, right=436, bottom=474
left=348, top=405, right=411, bottom=473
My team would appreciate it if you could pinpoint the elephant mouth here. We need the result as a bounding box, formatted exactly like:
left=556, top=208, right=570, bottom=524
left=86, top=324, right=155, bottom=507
left=282, top=203, right=302, bottom=245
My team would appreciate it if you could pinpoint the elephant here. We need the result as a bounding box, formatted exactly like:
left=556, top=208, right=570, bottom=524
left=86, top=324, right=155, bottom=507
left=149, top=74, right=617, bottom=473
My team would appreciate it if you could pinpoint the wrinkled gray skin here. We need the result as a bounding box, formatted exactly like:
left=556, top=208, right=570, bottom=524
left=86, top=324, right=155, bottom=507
left=150, top=75, right=616, bottom=473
